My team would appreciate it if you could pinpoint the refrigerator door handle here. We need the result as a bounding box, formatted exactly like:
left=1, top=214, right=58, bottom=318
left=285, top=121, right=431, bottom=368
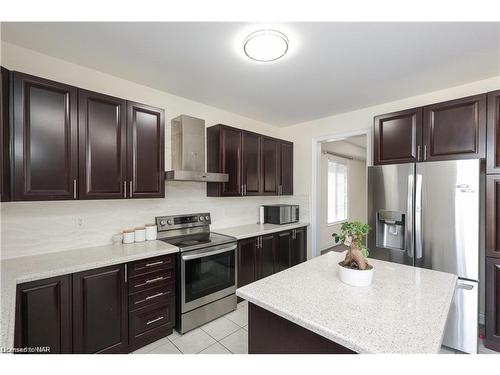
left=415, top=173, right=423, bottom=260
left=406, top=173, right=414, bottom=258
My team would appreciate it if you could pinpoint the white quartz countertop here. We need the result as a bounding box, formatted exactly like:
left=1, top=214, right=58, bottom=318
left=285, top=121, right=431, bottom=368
left=236, top=251, right=457, bottom=354
left=1, top=240, right=179, bottom=350
left=215, top=222, right=309, bottom=240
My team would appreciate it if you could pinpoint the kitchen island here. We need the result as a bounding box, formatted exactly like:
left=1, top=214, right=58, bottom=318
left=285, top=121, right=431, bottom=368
left=236, top=251, right=457, bottom=354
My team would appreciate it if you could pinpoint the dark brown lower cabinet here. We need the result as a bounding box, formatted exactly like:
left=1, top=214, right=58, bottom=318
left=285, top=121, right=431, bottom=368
left=486, top=257, right=500, bottom=352
left=237, top=227, right=308, bottom=288
left=256, top=234, right=276, bottom=280
left=72, top=264, right=128, bottom=354
left=14, top=275, right=72, bottom=354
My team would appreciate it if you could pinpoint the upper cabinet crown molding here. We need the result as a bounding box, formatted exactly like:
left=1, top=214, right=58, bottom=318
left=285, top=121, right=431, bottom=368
left=6, top=71, right=165, bottom=201
left=374, top=94, right=487, bottom=165
left=206, top=124, right=293, bottom=197
left=487, top=90, right=500, bottom=174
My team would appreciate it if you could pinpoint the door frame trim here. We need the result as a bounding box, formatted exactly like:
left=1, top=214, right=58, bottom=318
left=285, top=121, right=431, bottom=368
left=310, top=128, right=372, bottom=258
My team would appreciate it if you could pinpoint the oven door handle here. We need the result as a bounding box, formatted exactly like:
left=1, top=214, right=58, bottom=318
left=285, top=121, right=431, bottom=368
left=181, top=245, right=237, bottom=261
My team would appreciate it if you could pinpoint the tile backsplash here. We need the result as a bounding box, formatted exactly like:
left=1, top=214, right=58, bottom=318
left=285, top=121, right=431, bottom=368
left=0, top=181, right=309, bottom=259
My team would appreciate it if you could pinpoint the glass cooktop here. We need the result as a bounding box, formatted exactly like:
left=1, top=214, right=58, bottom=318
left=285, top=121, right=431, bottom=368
left=159, top=232, right=236, bottom=252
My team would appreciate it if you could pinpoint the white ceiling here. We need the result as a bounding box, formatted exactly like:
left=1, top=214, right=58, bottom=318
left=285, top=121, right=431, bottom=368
left=2, top=22, right=499, bottom=126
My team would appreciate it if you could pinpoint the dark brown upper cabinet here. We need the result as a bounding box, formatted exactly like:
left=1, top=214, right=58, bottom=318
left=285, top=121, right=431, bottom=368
left=72, top=264, right=128, bottom=354
left=486, top=175, right=500, bottom=259
left=12, top=72, right=78, bottom=200
left=126, top=102, right=165, bottom=198
left=207, top=124, right=293, bottom=197
left=15, top=275, right=72, bottom=354
left=279, top=141, right=294, bottom=195
left=1, top=67, right=10, bottom=202
left=241, top=130, right=261, bottom=196
left=374, top=108, right=422, bottom=165
left=261, top=137, right=280, bottom=195
left=79, top=90, right=127, bottom=199
left=423, top=94, right=486, bottom=161
left=487, top=90, right=500, bottom=174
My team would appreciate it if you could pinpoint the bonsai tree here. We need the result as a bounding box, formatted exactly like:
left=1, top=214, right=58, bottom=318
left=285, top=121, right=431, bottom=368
left=332, top=221, right=372, bottom=270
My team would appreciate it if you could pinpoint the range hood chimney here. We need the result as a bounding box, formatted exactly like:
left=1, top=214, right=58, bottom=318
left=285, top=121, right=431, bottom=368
left=165, top=115, right=228, bottom=182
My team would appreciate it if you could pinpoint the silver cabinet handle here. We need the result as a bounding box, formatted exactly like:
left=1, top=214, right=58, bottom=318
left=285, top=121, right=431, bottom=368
left=125, top=264, right=128, bottom=283
left=73, top=179, right=77, bottom=199
left=129, top=181, right=133, bottom=198
left=240, top=184, right=244, bottom=196
left=146, top=261, right=164, bottom=267
left=134, top=276, right=166, bottom=288
left=146, top=316, right=164, bottom=325
left=457, top=283, right=474, bottom=290
left=423, top=145, right=427, bottom=160
left=135, top=292, right=166, bottom=305
left=124, top=181, right=127, bottom=198
left=417, top=145, right=421, bottom=161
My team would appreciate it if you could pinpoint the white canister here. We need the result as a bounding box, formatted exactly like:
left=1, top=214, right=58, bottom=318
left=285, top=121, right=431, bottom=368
left=134, top=227, right=146, bottom=242
left=145, top=224, right=157, bottom=241
left=122, top=229, right=135, bottom=244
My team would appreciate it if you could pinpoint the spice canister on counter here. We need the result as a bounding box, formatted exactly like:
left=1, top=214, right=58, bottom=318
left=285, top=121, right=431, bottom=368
left=123, top=229, right=135, bottom=244
left=134, top=227, right=146, bottom=242
left=145, top=224, right=157, bottom=241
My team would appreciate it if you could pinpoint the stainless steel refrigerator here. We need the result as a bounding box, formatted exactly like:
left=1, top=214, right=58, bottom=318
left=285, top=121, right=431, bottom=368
left=368, top=159, right=481, bottom=354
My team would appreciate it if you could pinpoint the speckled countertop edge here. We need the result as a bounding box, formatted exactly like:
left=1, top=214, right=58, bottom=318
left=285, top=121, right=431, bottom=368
left=214, top=222, right=310, bottom=240
left=1, top=241, right=179, bottom=351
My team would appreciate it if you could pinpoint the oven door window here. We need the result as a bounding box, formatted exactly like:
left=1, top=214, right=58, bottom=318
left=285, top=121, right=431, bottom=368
left=184, top=250, right=235, bottom=303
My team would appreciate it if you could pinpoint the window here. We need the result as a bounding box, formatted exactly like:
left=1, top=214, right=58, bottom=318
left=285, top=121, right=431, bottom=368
left=328, top=160, right=348, bottom=224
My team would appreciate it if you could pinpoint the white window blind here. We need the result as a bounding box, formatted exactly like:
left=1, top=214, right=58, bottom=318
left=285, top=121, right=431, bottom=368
left=327, top=160, right=348, bottom=224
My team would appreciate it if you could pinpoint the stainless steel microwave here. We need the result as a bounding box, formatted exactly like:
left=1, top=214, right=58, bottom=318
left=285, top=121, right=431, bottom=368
left=263, top=205, right=299, bottom=225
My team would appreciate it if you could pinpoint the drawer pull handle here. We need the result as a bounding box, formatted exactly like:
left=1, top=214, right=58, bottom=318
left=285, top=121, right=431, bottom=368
left=145, top=261, right=164, bottom=267
left=146, top=316, right=164, bottom=325
left=135, top=292, right=166, bottom=305
left=134, top=276, right=166, bottom=288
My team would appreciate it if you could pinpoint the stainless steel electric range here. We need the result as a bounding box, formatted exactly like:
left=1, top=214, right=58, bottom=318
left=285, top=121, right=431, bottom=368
left=156, top=213, right=237, bottom=334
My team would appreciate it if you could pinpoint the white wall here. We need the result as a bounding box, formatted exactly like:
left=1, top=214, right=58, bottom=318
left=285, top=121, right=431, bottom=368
left=319, top=141, right=366, bottom=250
left=0, top=42, right=310, bottom=259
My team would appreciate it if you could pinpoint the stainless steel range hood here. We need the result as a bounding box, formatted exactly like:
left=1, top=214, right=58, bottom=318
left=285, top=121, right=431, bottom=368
left=165, top=115, right=228, bottom=182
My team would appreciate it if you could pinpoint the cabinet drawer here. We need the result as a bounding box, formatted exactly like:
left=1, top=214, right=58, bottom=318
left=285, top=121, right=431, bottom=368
left=128, top=254, right=174, bottom=278
left=128, top=268, right=174, bottom=293
left=129, top=283, right=174, bottom=311
left=129, top=300, right=174, bottom=340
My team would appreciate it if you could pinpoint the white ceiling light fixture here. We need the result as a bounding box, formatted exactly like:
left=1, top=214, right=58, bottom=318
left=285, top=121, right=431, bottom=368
left=243, top=29, right=289, bottom=62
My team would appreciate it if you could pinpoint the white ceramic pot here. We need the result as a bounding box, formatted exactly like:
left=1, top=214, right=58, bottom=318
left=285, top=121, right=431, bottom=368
left=337, top=262, right=374, bottom=287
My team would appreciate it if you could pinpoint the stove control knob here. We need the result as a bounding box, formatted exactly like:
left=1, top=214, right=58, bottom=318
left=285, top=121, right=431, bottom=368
left=167, top=219, right=173, bottom=225
left=205, top=215, right=210, bottom=221
left=199, top=216, right=204, bottom=221
left=160, top=220, right=167, bottom=226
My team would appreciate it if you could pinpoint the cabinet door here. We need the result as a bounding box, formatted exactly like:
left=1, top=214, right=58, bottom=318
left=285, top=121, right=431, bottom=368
left=486, top=257, right=500, bottom=352
left=275, top=231, right=292, bottom=272
left=78, top=90, right=126, bottom=199
left=373, top=108, right=422, bottom=165
left=15, top=275, right=72, bottom=353
left=487, top=90, right=500, bottom=173
left=261, top=137, right=279, bottom=195
left=12, top=72, right=78, bottom=200
left=256, top=234, right=276, bottom=280
left=221, top=126, right=242, bottom=196
left=73, top=264, right=128, bottom=354
left=291, top=227, right=307, bottom=267
left=127, top=102, right=165, bottom=198
left=1, top=67, right=10, bottom=202
left=423, top=94, right=486, bottom=161
left=241, top=131, right=261, bottom=195
left=237, top=237, right=257, bottom=287
left=279, top=141, right=293, bottom=195
left=486, top=175, right=500, bottom=259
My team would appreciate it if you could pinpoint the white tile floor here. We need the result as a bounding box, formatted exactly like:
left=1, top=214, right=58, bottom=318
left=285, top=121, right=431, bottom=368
left=132, top=300, right=249, bottom=354
left=133, top=300, right=498, bottom=354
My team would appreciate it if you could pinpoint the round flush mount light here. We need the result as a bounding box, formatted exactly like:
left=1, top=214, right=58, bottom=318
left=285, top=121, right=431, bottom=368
left=243, top=29, right=289, bottom=62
